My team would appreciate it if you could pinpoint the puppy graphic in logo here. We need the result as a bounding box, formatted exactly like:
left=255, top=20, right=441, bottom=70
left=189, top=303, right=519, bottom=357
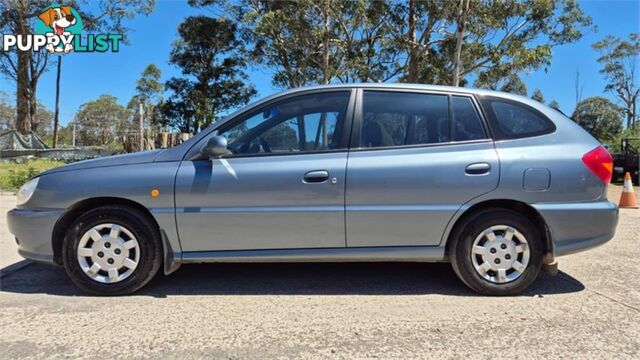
left=38, top=6, right=76, bottom=53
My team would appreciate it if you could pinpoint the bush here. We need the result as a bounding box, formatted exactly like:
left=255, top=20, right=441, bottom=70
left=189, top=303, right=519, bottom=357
left=0, top=159, right=65, bottom=191
left=605, top=127, right=639, bottom=153
left=6, top=167, right=39, bottom=189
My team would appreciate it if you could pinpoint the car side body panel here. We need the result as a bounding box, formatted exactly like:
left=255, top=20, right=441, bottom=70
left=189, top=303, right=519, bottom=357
left=6, top=84, right=619, bottom=271
left=345, top=141, right=499, bottom=247
left=13, top=161, right=183, bottom=263
left=174, top=152, right=349, bottom=252
left=438, top=95, right=617, bottom=255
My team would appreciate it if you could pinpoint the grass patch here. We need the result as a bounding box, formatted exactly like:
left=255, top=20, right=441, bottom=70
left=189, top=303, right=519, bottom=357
left=0, top=159, right=65, bottom=191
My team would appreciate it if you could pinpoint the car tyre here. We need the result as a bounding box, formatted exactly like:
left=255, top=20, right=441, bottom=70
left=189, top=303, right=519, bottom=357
left=62, top=205, right=162, bottom=296
left=449, top=208, right=543, bottom=296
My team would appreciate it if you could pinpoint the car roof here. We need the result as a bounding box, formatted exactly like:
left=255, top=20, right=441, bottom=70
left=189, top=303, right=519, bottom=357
left=269, top=83, right=529, bottom=101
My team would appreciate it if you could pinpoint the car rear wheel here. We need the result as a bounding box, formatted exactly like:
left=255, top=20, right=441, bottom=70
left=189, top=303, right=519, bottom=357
left=449, top=208, right=543, bottom=295
left=62, top=205, right=162, bottom=295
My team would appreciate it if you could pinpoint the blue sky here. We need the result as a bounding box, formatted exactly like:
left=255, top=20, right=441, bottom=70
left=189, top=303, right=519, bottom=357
left=1, top=0, right=638, bottom=127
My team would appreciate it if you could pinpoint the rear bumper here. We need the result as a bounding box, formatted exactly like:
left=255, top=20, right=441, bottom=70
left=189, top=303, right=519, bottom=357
left=7, top=208, right=63, bottom=264
left=533, top=201, right=619, bottom=257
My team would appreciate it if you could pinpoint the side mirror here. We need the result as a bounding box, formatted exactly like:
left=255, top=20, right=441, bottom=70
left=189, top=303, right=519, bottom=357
left=200, top=135, right=228, bottom=159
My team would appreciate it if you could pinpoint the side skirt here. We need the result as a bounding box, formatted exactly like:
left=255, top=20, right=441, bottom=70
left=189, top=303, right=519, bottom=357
left=178, top=246, right=447, bottom=264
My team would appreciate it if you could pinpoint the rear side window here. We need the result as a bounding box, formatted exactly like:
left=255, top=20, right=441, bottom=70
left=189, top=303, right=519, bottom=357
left=452, top=96, right=486, bottom=141
left=360, top=91, right=450, bottom=148
left=481, top=98, right=555, bottom=139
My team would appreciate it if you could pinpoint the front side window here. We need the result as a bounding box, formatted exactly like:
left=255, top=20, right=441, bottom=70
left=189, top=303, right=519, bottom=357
left=220, top=92, right=350, bottom=155
left=361, top=91, right=449, bottom=148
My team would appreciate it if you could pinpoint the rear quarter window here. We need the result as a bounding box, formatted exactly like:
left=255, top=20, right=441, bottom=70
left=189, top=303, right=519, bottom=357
left=480, top=97, right=556, bottom=140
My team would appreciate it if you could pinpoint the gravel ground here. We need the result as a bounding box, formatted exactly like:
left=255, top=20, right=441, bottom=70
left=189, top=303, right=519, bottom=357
left=0, top=186, right=638, bottom=359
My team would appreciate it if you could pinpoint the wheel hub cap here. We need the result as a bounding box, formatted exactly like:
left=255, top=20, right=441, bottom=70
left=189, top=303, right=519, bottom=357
left=471, top=225, right=530, bottom=284
left=77, top=223, right=140, bottom=283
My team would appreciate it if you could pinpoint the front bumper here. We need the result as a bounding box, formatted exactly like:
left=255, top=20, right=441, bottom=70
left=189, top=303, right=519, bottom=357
left=7, top=208, right=63, bottom=264
left=533, top=200, right=619, bottom=257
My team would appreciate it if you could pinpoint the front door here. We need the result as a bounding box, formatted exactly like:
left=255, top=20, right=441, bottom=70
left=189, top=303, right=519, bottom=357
left=346, top=90, right=499, bottom=247
left=175, top=90, right=354, bottom=252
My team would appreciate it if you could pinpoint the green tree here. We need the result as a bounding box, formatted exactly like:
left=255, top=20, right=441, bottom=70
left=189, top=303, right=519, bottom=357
left=33, top=101, right=53, bottom=138
left=74, top=95, right=131, bottom=147
left=393, top=0, right=452, bottom=84
left=0, top=91, right=15, bottom=131
left=393, top=0, right=592, bottom=86
left=161, top=16, right=256, bottom=133
left=235, top=0, right=319, bottom=88
left=135, top=64, right=164, bottom=106
left=571, top=97, right=623, bottom=143
left=0, top=0, right=51, bottom=134
left=130, top=64, right=164, bottom=149
left=0, top=0, right=156, bottom=135
left=531, top=89, right=545, bottom=103
left=0, top=91, right=50, bottom=138
left=334, top=1, right=401, bottom=83
left=233, top=0, right=374, bottom=86
left=55, top=121, right=76, bottom=147
left=592, top=33, right=639, bottom=132
left=548, top=100, right=561, bottom=111
left=466, top=0, right=592, bottom=89
left=195, top=0, right=589, bottom=89
left=499, top=74, right=528, bottom=96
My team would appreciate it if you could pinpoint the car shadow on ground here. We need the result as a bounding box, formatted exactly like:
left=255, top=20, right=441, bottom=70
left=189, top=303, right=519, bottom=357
left=0, top=262, right=585, bottom=298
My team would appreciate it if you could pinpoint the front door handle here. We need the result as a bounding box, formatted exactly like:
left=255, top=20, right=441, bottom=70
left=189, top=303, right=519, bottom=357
left=465, top=162, right=491, bottom=175
left=303, top=170, right=329, bottom=183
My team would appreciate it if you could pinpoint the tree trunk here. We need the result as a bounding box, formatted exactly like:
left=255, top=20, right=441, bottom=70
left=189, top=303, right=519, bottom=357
left=452, top=0, right=470, bottom=87
left=633, top=98, right=637, bottom=133
left=29, top=77, right=38, bottom=133
left=16, top=37, right=31, bottom=133
left=322, top=0, right=331, bottom=85
left=139, top=102, right=145, bottom=151
left=14, top=1, right=33, bottom=134
left=629, top=98, right=636, bottom=133
left=53, top=56, right=62, bottom=147
left=406, top=0, right=418, bottom=83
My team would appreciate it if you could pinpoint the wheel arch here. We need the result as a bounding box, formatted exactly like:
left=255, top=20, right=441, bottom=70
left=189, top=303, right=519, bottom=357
left=444, top=199, right=553, bottom=258
left=52, top=197, right=161, bottom=265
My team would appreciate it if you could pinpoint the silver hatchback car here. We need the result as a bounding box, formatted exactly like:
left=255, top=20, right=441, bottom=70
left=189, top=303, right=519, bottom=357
left=8, top=84, right=618, bottom=296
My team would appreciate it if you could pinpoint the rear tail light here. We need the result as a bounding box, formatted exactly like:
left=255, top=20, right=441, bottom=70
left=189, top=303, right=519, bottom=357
left=582, top=145, right=613, bottom=184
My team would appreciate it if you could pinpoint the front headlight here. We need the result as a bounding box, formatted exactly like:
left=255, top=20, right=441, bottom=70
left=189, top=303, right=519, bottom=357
left=16, top=177, right=39, bottom=206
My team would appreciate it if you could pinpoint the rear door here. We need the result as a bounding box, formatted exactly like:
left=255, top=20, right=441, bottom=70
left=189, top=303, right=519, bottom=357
left=345, top=89, right=499, bottom=247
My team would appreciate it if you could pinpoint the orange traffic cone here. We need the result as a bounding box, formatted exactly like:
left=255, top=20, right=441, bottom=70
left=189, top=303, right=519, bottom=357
left=619, top=172, right=638, bottom=209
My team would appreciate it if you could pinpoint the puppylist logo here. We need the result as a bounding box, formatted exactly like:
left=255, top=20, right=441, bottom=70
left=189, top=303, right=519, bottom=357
left=1, top=4, right=123, bottom=54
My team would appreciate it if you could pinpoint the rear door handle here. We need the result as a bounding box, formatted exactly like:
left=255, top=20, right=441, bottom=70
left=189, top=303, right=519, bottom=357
left=303, top=170, right=329, bottom=183
left=465, top=163, right=491, bottom=175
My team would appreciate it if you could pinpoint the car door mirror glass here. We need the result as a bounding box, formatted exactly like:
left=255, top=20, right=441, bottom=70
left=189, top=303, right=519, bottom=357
left=200, top=135, right=228, bottom=158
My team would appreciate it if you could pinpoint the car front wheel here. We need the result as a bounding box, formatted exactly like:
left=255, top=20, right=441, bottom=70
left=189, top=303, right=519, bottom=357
left=62, top=205, right=162, bottom=295
left=449, top=208, right=543, bottom=295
